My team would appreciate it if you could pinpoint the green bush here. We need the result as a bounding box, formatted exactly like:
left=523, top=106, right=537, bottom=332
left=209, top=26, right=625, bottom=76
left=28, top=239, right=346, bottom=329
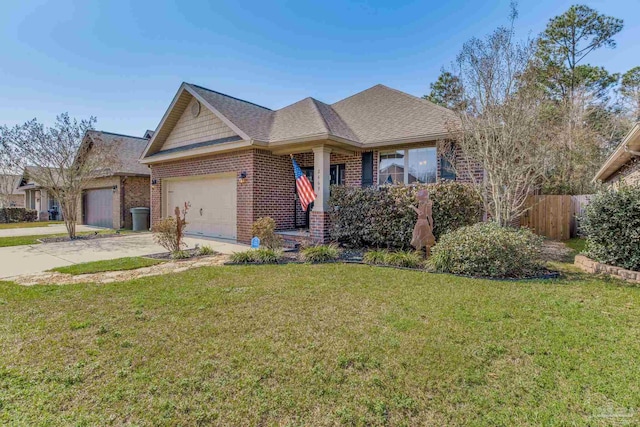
left=429, top=222, right=544, bottom=278
left=581, top=186, right=640, bottom=271
left=363, top=249, right=424, bottom=268
left=329, top=182, right=482, bottom=249
left=251, top=217, right=283, bottom=249
left=230, top=248, right=283, bottom=264
left=0, top=207, right=38, bottom=223
left=300, top=244, right=340, bottom=263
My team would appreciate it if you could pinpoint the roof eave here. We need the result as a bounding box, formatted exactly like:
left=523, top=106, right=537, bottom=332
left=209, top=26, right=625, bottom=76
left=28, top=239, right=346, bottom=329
left=140, top=140, right=256, bottom=165
left=363, top=132, right=451, bottom=148
left=593, top=123, right=640, bottom=183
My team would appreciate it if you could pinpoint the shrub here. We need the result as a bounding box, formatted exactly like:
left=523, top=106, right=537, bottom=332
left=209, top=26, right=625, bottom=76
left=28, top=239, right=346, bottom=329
left=0, top=207, right=38, bottom=223
left=251, top=217, right=283, bottom=249
left=300, top=244, right=340, bottom=263
left=197, top=245, right=215, bottom=256
left=384, top=251, right=424, bottom=268
left=230, top=248, right=283, bottom=264
left=362, top=249, right=387, bottom=265
left=171, top=250, right=191, bottom=260
left=329, top=182, right=482, bottom=249
left=429, top=222, right=544, bottom=278
left=581, top=186, right=640, bottom=271
left=152, top=203, right=189, bottom=253
left=363, top=249, right=424, bottom=268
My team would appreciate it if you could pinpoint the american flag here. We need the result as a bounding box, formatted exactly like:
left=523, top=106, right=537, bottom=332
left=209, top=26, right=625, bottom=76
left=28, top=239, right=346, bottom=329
left=292, top=157, right=316, bottom=211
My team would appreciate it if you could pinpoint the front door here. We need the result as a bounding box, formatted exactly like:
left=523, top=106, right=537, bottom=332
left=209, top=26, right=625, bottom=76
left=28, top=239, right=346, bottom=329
left=295, top=164, right=345, bottom=228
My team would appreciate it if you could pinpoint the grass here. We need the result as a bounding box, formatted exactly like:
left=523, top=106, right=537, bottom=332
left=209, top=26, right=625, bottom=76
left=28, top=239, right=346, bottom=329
left=565, top=237, right=587, bottom=254
left=0, top=221, right=63, bottom=230
left=1, top=264, right=639, bottom=425
left=49, top=257, right=165, bottom=275
left=0, top=229, right=121, bottom=248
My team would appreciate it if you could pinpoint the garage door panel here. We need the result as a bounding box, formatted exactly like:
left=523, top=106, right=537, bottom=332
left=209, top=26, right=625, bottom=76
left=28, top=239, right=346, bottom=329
left=165, top=175, right=237, bottom=240
left=85, top=188, right=113, bottom=228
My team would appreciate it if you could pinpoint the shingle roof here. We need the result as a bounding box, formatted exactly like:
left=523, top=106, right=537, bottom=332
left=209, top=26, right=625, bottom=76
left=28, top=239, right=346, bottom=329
left=142, top=82, right=458, bottom=159
left=331, top=84, right=458, bottom=143
left=87, top=131, right=150, bottom=176
left=186, top=83, right=454, bottom=144
left=187, top=84, right=274, bottom=141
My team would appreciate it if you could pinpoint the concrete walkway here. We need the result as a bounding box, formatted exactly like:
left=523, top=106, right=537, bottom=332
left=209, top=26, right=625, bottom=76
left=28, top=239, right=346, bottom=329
left=0, top=233, right=247, bottom=279
left=0, top=224, right=103, bottom=237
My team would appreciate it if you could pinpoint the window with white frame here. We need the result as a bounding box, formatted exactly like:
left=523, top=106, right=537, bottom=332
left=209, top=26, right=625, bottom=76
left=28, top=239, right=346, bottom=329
left=378, top=147, right=437, bottom=185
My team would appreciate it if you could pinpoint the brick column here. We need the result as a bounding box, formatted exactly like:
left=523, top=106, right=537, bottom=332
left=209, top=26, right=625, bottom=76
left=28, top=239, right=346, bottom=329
left=311, top=146, right=332, bottom=243
left=310, top=211, right=331, bottom=243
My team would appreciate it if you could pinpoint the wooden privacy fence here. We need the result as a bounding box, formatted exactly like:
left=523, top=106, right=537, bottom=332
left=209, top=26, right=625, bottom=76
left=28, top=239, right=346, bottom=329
left=520, top=195, right=592, bottom=240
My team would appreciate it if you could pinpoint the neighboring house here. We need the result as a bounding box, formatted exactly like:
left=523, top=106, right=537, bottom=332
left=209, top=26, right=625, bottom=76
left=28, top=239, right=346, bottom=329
left=594, top=123, right=640, bottom=186
left=77, top=131, right=151, bottom=229
left=0, top=174, right=25, bottom=208
left=140, top=82, right=479, bottom=243
left=16, top=167, right=62, bottom=220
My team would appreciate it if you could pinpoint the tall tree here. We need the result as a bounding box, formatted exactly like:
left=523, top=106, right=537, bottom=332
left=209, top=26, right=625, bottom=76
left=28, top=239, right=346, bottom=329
left=444, top=5, right=551, bottom=226
left=537, top=4, right=623, bottom=102
left=423, top=70, right=466, bottom=111
left=535, top=4, right=625, bottom=194
left=0, top=114, right=118, bottom=238
left=621, top=67, right=640, bottom=121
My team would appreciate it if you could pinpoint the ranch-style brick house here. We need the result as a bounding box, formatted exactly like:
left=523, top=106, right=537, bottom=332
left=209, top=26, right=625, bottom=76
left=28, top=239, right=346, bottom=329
left=140, top=82, right=478, bottom=243
left=594, top=122, right=640, bottom=187
left=77, top=131, right=152, bottom=229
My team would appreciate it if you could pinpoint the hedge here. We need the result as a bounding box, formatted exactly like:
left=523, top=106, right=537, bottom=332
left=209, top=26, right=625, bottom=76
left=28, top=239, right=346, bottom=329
left=0, top=207, right=38, bottom=223
left=329, top=182, right=483, bottom=249
left=581, top=186, right=640, bottom=271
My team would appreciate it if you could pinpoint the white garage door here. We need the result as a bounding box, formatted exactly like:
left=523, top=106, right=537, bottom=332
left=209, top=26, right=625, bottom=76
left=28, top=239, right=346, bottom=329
left=165, top=174, right=237, bottom=240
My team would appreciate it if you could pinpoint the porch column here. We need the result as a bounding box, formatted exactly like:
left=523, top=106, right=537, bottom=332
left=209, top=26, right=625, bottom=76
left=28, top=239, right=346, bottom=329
left=310, top=146, right=332, bottom=242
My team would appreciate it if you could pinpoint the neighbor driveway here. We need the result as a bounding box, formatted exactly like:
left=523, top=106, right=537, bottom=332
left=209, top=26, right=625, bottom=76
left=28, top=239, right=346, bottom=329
left=0, top=233, right=247, bottom=279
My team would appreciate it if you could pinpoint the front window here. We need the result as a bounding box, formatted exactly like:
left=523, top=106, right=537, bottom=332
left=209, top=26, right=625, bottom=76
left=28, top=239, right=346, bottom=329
left=379, top=147, right=437, bottom=185
left=379, top=150, right=405, bottom=185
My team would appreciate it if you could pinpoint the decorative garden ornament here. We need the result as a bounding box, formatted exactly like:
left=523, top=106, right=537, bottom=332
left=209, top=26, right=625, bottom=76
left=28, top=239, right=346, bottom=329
left=410, top=189, right=436, bottom=257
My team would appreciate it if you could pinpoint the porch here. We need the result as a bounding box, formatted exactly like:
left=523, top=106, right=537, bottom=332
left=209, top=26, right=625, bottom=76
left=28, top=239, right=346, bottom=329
left=273, top=144, right=373, bottom=243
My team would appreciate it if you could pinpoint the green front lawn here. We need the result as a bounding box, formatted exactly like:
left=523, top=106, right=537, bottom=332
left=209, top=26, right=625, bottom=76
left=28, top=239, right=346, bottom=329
left=1, top=265, right=639, bottom=425
left=0, top=230, right=120, bottom=248
left=0, top=221, right=63, bottom=230
left=50, top=257, right=165, bottom=275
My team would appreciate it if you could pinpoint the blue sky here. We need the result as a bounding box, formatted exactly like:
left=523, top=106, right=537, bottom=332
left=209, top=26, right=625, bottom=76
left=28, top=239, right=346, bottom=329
left=1, top=0, right=638, bottom=136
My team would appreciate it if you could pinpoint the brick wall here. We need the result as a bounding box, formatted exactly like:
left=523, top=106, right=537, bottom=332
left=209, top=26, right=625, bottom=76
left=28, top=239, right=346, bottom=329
left=122, top=176, right=151, bottom=229
left=3, top=194, right=25, bottom=208
left=253, top=150, right=297, bottom=230
left=150, top=150, right=255, bottom=243
left=605, top=157, right=640, bottom=187
left=148, top=145, right=483, bottom=244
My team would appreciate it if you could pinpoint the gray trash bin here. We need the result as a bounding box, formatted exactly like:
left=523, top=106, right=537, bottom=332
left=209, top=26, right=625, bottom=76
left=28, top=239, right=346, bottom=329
left=130, top=207, right=150, bottom=231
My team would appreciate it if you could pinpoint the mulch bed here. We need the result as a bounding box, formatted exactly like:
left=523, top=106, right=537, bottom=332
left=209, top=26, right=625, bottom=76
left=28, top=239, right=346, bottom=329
left=39, top=232, right=125, bottom=244
left=145, top=248, right=207, bottom=260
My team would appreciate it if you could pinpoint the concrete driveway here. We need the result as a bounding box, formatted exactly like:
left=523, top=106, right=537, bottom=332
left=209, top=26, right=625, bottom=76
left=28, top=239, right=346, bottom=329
left=0, top=233, right=247, bottom=279
left=0, top=224, right=103, bottom=237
